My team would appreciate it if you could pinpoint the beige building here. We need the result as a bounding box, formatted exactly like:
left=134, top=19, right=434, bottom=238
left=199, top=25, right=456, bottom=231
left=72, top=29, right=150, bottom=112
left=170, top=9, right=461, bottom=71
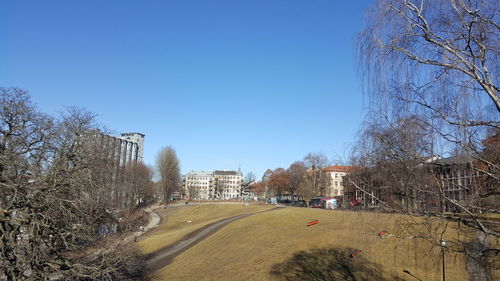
left=184, top=171, right=213, bottom=200
left=323, top=166, right=361, bottom=197
left=183, top=169, right=243, bottom=200
left=213, top=170, right=244, bottom=199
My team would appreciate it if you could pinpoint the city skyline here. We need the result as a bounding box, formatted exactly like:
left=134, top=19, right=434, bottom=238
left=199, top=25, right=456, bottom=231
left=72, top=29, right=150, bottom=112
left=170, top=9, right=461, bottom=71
left=0, top=0, right=373, bottom=178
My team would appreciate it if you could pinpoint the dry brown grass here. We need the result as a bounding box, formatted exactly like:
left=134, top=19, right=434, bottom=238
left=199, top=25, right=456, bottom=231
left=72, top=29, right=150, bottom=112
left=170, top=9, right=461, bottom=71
left=152, top=207, right=484, bottom=281
left=139, top=203, right=274, bottom=254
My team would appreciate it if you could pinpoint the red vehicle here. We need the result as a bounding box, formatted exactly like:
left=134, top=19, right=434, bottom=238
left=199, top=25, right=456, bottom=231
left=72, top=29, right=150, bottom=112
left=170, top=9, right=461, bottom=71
left=351, top=199, right=362, bottom=207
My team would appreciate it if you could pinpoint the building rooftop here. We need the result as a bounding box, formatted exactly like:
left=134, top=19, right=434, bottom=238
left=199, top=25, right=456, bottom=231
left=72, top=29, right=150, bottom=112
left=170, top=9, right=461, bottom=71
left=322, top=166, right=363, bottom=173
left=214, top=170, right=243, bottom=176
left=432, top=154, right=477, bottom=166
left=120, top=132, right=145, bottom=137
left=185, top=170, right=213, bottom=177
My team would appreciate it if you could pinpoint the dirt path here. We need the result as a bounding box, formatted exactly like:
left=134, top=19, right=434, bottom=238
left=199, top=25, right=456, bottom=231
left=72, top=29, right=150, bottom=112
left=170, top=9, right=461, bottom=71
left=144, top=208, right=279, bottom=273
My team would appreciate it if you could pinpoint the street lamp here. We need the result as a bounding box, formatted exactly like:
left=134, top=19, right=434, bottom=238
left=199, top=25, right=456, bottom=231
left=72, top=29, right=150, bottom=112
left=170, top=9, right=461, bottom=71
left=440, top=240, right=446, bottom=281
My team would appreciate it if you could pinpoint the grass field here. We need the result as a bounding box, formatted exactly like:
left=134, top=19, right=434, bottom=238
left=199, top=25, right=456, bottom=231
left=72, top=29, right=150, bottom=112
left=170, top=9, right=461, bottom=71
left=149, top=206, right=495, bottom=281
left=139, top=203, right=275, bottom=254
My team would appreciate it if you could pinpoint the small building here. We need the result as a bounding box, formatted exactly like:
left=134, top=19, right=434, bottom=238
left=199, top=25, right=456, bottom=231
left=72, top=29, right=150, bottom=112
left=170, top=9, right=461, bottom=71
left=322, top=166, right=362, bottom=197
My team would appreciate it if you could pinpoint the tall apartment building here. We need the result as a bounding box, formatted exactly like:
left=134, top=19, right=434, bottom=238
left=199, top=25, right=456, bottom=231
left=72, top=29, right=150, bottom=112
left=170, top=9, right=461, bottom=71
left=184, top=171, right=213, bottom=200
left=117, top=132, right=145, bottom=164
left=86, top=131, right=145, bottom=169
left=183, top=169, right=243, bottom=200
left=323, top=166, right=361, bottom=197
left=213, top=170, right=244, bottom=199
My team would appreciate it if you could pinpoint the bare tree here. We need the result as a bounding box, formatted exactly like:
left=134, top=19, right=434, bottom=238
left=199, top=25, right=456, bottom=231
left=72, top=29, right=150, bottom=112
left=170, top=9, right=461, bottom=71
left=349, top=116, right=436, bottom=210
left=266, top=168, right=289, bottom=196
left=250, top=181, right=267, bottom=199
left=185, top=180, right=202, bottom=202
left=212, top=176, right=224, bottom=199
left=261, top=156, right=332, bottom=202
left=300, top=153, right=329, bottom=200
left=0, top=88, right=146, bottom=280
left=257, top=169, right=274, bottom=198
left=287, top=161, right=307, bottom=197
left=358, top=0, right=499, bottom=174
left=357, top=0, right=499, bottom=230
left=297, top=169, right=330, bottom=202
left=121, top=162, right=154, bottom=211
left=156, top=146, right=181, bottom=203
left=244, top=171, right=256, bottom=183
left=355, top=1, right=499, bottom=277
left=359, top=0, right=498, bottom=113
left=303, top=152, right=328, bottom=170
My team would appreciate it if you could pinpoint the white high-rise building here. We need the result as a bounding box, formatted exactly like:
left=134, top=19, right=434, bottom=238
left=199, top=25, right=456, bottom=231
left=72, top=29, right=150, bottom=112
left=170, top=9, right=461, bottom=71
left=118, top=132, right=145, bottom=164
left=82, top=131, right=145, bottom=184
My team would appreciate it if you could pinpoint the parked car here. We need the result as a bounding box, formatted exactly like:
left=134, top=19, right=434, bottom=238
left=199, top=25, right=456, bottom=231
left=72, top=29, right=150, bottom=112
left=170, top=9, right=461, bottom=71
left=267, top=197, right=277, bottom=204
left=309, top=198, right=323, bottom=208
left=351, top=199, right=362, bottom=207
left=294, top=200, right=307, bottom=207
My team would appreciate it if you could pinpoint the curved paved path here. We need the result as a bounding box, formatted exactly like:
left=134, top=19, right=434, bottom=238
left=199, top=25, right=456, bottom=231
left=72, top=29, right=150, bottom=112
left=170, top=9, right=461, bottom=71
left=143, top=208, right=161, bottom=231
left=121, top=208, right=161, bottom=245
left=144, top=208, right=279, bottom=273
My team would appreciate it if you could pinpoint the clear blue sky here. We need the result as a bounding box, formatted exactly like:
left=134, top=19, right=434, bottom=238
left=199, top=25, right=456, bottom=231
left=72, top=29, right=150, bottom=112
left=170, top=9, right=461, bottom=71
left=0, top=0, right=373, bottom=179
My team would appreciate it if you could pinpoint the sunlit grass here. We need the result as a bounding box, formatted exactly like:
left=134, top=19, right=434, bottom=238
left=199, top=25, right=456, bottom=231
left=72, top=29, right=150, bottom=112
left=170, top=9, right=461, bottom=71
left=139, top=203, right=274, bottom=254
left=152, top=207, right=478, bottom=281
